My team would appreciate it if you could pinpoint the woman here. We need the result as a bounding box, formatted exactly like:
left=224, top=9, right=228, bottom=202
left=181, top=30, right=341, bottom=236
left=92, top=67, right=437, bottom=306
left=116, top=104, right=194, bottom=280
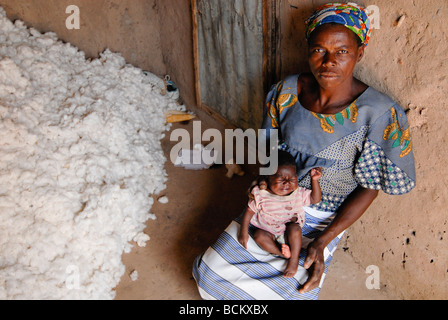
left=192, top=3, right=416, bottom=300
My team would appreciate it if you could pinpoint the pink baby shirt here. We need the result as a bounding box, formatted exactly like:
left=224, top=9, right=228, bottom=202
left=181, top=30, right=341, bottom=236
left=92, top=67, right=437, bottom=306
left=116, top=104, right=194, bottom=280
left=248, top=186, right=311, bottom=236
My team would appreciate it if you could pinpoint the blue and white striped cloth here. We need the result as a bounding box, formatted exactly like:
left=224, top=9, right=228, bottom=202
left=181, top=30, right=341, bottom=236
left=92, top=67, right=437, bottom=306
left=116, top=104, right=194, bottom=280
left=192, top=207, right=344, bottom=300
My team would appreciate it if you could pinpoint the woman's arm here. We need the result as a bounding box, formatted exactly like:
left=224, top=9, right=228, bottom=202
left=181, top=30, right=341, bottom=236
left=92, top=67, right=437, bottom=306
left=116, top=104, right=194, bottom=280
left=299, top=186, right=379, bottom=294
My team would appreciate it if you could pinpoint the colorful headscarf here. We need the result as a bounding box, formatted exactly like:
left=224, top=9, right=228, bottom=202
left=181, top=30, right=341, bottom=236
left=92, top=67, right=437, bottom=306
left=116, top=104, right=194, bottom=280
left=305, top=2, right=372, bottom=46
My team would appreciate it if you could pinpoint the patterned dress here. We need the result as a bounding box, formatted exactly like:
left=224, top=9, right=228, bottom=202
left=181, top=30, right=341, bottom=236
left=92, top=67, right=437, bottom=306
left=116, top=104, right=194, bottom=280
left=265, top=74, right=416, bottom=213
left=192, top=74, right=416, bottom=300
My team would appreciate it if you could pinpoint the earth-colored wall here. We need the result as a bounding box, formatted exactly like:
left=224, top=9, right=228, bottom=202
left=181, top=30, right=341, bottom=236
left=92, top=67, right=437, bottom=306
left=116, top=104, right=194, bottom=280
left=0, top=0, right=196, bottom=109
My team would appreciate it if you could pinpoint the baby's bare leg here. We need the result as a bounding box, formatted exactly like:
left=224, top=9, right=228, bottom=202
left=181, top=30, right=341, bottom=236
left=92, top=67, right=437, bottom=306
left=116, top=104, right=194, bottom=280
left=253, top=229, right=283, bottom=256
left=283, top=223, right=302, bottom=278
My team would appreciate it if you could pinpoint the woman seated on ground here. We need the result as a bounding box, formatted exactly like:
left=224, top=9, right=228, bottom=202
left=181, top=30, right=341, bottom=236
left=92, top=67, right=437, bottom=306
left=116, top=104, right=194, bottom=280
left=193, top=2, right=416, bottom=300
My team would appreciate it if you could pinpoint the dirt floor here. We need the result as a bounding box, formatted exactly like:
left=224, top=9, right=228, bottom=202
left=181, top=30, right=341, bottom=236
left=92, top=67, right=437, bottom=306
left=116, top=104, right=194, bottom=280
left=114, top=114, right=398, bottom=300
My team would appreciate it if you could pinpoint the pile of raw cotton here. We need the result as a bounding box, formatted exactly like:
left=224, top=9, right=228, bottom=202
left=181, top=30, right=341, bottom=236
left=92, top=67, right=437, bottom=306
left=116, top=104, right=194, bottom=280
left=0, top=7, right=181, bottom=299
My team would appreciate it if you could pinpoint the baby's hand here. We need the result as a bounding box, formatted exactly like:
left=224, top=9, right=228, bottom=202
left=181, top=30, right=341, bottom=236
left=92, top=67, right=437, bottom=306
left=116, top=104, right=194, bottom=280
left=310, top=167, right=322, bottom=180
left=248, top=178, right=268, bottom=200
left=238, top=231, right=249, bottom=249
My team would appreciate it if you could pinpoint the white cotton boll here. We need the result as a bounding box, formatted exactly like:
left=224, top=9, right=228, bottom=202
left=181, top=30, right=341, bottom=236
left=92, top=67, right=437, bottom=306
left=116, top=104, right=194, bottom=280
left=130, top=270, right=139, bottom=281
left=0, top=58, right=30, bottom=97
left=36, top=36, right=55, bottom=47
left=0, top=7, right=175, bottom=300
left=16, top=44, right=34, bottom=58
left=134, top=232, right=150, bottom=247
left=158, top=196, right=169, bottom=204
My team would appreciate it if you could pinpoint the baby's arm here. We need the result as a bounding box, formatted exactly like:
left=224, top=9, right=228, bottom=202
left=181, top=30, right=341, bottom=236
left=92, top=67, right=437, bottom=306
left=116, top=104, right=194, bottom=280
left=248, top=176, right=268, bottom=200
left=309, top=167, right=322, bottom=204
left=238, top=206, right=255, bottom=249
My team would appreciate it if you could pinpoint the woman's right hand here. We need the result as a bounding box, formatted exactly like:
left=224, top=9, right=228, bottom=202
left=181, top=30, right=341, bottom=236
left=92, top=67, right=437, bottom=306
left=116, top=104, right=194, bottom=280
left=299, top=240, right=326, bottom=294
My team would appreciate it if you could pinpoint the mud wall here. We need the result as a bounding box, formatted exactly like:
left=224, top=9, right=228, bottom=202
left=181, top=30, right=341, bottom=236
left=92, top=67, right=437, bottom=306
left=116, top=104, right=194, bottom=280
left=279, top=0, right=447, bottom=299
left=0, top=0, right=196, bottom=109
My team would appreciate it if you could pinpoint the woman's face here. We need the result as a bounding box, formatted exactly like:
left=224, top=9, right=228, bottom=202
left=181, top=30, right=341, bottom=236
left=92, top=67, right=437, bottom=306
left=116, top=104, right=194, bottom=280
left=308, top=24, right=365, bottom=89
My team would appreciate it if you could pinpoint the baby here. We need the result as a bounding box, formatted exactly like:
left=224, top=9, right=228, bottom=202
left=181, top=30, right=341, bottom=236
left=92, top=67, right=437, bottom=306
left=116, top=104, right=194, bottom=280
left=238, top=150, right=322, bottom=278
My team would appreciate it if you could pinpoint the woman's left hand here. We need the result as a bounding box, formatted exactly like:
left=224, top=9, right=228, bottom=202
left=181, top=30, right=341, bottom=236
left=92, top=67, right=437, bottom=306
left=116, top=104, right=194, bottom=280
left=299, top=186, right=379, bottom=294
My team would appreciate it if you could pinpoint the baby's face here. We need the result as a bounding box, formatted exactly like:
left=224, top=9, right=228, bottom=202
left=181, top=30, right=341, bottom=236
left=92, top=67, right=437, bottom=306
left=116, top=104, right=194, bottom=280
left=268, top=165, right=298, bottom=196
